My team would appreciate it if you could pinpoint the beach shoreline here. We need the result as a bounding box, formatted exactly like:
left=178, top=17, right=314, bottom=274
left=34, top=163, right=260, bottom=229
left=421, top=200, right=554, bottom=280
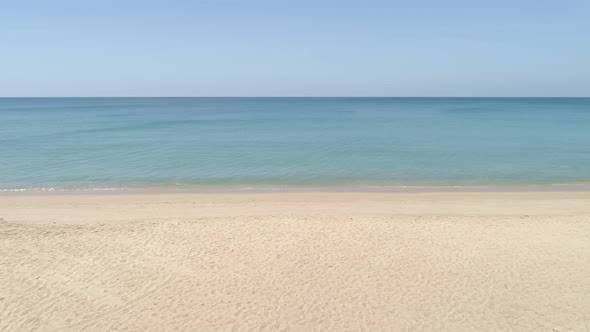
left=2, top=191, right=589, bottom=330
left=3, top=182, right=590, bottom=196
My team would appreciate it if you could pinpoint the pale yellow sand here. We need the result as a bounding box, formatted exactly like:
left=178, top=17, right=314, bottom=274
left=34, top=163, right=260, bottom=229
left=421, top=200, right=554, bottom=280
left=1, top=192, right=590, bottom=331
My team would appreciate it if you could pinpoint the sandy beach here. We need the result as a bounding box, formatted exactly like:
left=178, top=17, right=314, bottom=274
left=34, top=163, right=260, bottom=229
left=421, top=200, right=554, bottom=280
left=1, top=192, right=590, bottom=331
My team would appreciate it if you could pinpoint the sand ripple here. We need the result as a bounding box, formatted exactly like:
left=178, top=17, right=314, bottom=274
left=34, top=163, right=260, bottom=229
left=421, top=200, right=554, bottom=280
left=1, top=194, right=590, bottom=331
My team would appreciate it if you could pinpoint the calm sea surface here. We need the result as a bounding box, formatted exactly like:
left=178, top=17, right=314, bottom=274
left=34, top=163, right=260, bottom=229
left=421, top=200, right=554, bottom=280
left=1, top=97, right=589, bottom=191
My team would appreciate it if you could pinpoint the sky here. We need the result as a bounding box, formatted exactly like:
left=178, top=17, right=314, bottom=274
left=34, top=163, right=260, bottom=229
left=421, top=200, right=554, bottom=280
left=1, top=0, right=589, bottom=97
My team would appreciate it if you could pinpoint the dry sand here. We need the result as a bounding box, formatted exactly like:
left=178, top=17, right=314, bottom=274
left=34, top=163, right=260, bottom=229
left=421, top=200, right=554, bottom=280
left=1, top=192, right=590, bottom=331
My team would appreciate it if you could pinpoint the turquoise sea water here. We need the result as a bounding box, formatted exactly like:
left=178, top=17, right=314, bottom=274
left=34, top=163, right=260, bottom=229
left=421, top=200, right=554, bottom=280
left=1, top=97, right=589, bottom=191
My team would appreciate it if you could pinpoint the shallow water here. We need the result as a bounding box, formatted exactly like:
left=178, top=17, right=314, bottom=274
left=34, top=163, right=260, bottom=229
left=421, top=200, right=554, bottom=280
left=1, top=97, right=589, bottom=191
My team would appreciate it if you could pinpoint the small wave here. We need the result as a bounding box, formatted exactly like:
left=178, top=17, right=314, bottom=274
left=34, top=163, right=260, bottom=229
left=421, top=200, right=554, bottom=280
left=0, top=187, right=55, bottom=192
left=0, top=188, right=29, bottom=192
left=0, top=187, right=127, bottom=193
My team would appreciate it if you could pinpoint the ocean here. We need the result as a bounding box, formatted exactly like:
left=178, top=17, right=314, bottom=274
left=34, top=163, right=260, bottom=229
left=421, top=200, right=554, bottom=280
left=1, top=97, right=589, bottom=192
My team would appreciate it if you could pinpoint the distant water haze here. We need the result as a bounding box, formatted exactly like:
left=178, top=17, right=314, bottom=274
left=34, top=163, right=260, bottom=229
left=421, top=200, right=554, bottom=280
left=1, top=97, right=589, bottom=191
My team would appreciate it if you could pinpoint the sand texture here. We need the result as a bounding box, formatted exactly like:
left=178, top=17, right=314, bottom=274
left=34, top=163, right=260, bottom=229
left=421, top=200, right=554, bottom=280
left=1, top=192, right=590, bottom=331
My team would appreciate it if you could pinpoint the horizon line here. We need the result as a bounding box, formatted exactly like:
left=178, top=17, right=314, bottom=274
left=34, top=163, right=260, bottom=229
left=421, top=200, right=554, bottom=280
left=1, top=96, right=590, bottom=99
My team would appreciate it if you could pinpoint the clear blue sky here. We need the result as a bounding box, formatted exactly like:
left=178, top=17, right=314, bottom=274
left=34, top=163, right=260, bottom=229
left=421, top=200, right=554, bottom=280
left=2, top=0, right=589, bottom=96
